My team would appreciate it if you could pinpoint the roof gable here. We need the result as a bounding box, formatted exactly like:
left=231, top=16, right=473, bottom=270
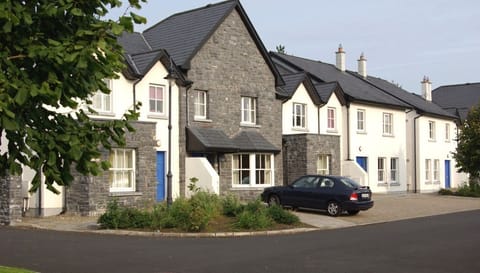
left=141, top=0, right=283, bottom=86
left=281, top=72, right=323, bottom=105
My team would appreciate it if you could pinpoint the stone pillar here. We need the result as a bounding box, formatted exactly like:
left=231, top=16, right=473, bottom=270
left=0, top=175, right=23, bottom=225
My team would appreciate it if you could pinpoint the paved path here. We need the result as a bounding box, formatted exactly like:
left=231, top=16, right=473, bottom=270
left=11, top=193, right=480, bottom=236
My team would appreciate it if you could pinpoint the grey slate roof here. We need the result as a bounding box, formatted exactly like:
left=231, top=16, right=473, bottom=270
left=433, top=82, right=480, bottom=121
left=231, top=130, right=280, bottom=153
left=187, top=127, right=238, bottom=153
left=270, top=52, right=410, bottom=109
left=357, top=73, right=457, bottom=120
left=314, top=82, right=344, bottom=104
left=280, top=72, right=323, bottom=105
left=143, top=1, right=237, bottom=69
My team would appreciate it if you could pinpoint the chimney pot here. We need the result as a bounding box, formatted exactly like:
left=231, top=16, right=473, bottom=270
left=358, top=52, right=367, bottom=78
left=421, top=76, right=432, bottom=101
left=335, top=44, right=346, bottom=72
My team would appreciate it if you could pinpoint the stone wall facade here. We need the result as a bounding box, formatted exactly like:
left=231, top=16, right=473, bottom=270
left=67, top=121, right=157, bottom=216
left=283, top=134, right=341, bottom=184
left=0, top=175, right=23, bottom=225
left=179, top=9, right=283, bottom=201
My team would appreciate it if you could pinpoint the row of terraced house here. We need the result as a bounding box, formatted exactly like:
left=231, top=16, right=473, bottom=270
left=2, top=0, right=476, bottom=223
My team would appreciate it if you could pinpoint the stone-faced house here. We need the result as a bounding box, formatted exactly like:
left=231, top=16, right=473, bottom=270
left=121, top=0, right=285, bottom=200
left=271, top=48, right=412, bottom=193
left=276, top=71, right=346, bottom=184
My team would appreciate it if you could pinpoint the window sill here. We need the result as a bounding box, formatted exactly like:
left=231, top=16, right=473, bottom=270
left=231, top=185, right=272, bottom=189
left=433, top=181, right=441, bottom=185
left=425, top=181, right=432, bottom=185
left=240, top=123, right=261, bottom=128
left=377, top=182, right=388, bottom=187
left=382, top=134, right=395, bottom=138
left=326, top=129, right=338, bottom=133
left=292, top=127, right=308, bottom=132
left=194, top=117, right=212, bottom=123
left=389, top=182, right=401, bottom=187
left=147, top=114, right=167, bottom=120
left=428, top=139, right=437, bottom=142
left=89, top=111, right=115, bottom=117
left=356, top=131, right=367, bottom=135
left=109, top=191, right=143, bottom=197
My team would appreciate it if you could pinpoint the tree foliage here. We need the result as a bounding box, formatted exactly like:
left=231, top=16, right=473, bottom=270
left=454, top=103, right=480, bottom=183
left=0, top=0, right=146, bottom=193
left=276, top=44, right=286, bottom=54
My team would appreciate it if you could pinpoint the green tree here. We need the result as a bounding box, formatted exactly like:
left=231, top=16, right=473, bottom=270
left=454, top=104, right=480, bottom=188
left=0, top=0, right=146, bottom=193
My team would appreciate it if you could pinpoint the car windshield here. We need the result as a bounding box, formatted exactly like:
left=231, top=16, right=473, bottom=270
left=338, top=177, right=362, bottom=189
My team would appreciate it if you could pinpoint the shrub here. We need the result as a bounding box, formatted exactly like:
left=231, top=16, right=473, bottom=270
left=266, top=205, right=299, bottom=225
left=438, top=188, right=454, bottom=195
left=222, top=194, right=243, bottom=217
left=234, top=209, right=273, bottom=230
left=98, top=199, right=122, bottom=229
left=98, top=199, right=152, bottom=229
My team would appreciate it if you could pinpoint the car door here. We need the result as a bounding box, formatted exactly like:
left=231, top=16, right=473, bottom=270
left=283, top=176, right=319, bottom=208
left=316, top=177, right=336, bottom=209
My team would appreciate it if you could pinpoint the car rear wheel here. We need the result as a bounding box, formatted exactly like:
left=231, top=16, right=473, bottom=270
left=347, top=210, right=360, bottom=215
left=327, top=201, right=341, bottom=217
left=268, top=194, right=281, bottom=207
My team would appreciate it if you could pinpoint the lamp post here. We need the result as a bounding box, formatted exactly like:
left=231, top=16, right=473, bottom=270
left=164, top=67, right=178, bottom=207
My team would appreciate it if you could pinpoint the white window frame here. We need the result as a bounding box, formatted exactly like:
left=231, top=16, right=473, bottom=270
left=91, top=79, right=113, bottom=113
left=109, top=148, right=136, bottom=192
left=433, top=159, right=440, bottom=182
left=292, top=103, right=307, bottom=129
left=425, top=159, right=431, bottom=182
left=232, top=153, right=273, bottom=187
left=357, top=109, right=366, bottom=132
left=428, top=121, right=436, bottom=141
left=149, top=84, right=165, bottom=115
left=327, top=107, right=336, bottom=131
left=194, top=90, right=207, bottom=120
left=317, top=155, right=330, bottom=175
left=241, top=97, right=256, bottom=125
left=383, top=113, right=393, bottom=136
left=390, top=157, right=398, bottom=183
left=445, top=123, right=450, bottom=142
left=378, top=157, right=386, bottom=182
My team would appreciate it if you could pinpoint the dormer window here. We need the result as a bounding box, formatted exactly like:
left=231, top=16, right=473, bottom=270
left=91, top=79, right=113, bottom=113
left=149, top=84, right=165, bottom=115
left=292, top=103, right=306, bottom=129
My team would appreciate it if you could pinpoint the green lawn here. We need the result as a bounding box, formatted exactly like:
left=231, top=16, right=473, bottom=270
left=0, top=266, right=36, bottom=273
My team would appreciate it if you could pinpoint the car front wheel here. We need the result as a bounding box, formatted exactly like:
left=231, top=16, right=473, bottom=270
left=268, top=194, right=281, bottom=207
left=327, top=201, right=341, bottom=217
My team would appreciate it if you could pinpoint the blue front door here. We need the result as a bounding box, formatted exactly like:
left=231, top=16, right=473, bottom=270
left=445, top=160, right=451, bottom=189
left=156, top=152, right=165, bottom=201
left=356, top=157, right=368, bottom=172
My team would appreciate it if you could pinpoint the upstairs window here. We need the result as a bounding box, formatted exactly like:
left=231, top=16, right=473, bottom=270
left=445, top=123, right=450, bottom=142
left=292, top=103, right=306, bottom=129
left=357, top=109, right=366, bottom=132
left=428, top=121, right=436, bottom=141
left=149, top=84, right=165, bottom=115
left=383, top=113, right=393, bottom=135
left=327, top=107, right=336, bottom=130
left=241, top=97, right=256, bottom=125
left=92, top=79, right=113, bottom=113
left=194, top=90, right=207, bottom=120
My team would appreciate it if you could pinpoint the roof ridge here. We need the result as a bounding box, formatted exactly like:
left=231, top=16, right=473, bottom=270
left=139, top=33, right=152, bottom=50
left=143, top=0, right=237, bottom=33
left=433, top=82, right=480, bottom=91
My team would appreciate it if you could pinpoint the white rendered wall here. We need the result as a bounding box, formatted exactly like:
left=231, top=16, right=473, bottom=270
left=185, top=157, right=219, bottom=198
left=345, top=104, right=407, bottom=193
left=282, top=83, right=319, bottom=135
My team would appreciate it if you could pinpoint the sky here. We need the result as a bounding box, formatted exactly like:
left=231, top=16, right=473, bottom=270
left=108, top=0, right=480, bottom=94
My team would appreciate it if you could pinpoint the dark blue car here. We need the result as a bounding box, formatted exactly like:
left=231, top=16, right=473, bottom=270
left=261, top=175, right=374, bottom=216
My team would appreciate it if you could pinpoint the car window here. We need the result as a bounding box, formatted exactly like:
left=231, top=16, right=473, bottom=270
left=319, top=178, right=334, bottom=188
left=292, top=176, right=319, bottom=188
left=338, top=177, right=362, bottom=189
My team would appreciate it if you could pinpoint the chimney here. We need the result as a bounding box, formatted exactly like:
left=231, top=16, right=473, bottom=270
left=358, top=52, right=367, bottom=78
left=335, top=44, right=346, bottom=72
left=421, top=76, right=432, bottom=101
